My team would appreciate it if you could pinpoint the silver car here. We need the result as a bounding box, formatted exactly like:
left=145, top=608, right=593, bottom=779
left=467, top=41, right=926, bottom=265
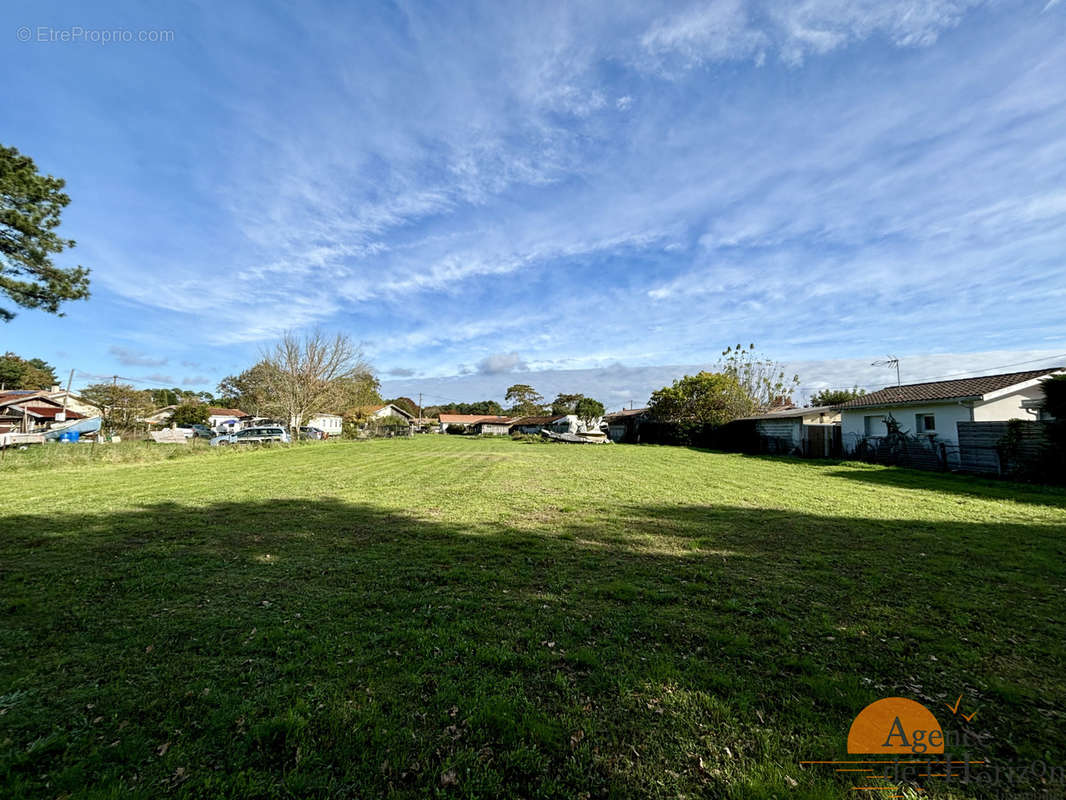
left=210, top=426, right=291, bottom=446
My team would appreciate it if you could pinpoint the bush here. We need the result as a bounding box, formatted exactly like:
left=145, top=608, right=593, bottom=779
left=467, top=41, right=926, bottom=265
left=170, top=403, right=209, bottom=427
left=635, top=419, right=761, bottom=450
left=342, top=413, right=411, bottom=439
left=1037, top=375, right=1066, bottom=484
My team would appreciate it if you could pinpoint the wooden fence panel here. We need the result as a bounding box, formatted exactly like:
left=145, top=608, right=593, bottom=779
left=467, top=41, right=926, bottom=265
left=802, top=424, right=842, bottom=458
left=956, top=420, right=1049, bottom=474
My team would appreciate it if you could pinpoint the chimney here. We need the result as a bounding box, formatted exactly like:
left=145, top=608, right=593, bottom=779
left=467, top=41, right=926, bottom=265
left=51, top=385, right=61, bottom=393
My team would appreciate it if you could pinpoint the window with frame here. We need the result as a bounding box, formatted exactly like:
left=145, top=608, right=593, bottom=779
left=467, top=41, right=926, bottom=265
left=863, top=415, right=883, bottom=436
left=916, top=414, right=935, bottom=433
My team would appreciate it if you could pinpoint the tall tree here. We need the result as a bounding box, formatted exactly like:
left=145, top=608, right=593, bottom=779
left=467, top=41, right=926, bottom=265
left=0, top=145, right=90, bottom=321
left=717, top=344, right=799, bottom=412
left=810, top=387, right=866, bottom=406
left=550, top=393, right=584, bottom=416
left=505, top=384, right=545, bottom=416
left=0, top=352, right=58, bottom=389
left=170, top=402, right=209, bottom=427
left=80, top=382, right=154, bottom=432
left=574, top=396, right=605, bottom=428
left=216, top=361, right=281, bottom=416
left=648, top=371, right=753, bottom=424
left=260, top=330, right=375, bottom=430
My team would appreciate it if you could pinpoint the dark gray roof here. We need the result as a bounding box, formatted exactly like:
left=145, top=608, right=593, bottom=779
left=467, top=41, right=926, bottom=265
left=604, top=407, right=648, bottom=420
left=738, top=405, right=838, bottom=421
left=837, top=368, right=1062, bottom=409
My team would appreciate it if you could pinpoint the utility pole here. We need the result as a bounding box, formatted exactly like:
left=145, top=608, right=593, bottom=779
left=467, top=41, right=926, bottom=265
left=58, top=368, right=74, bottom=422
left=110, top=375, right=118, bottom=435
left=418, top=392, right=423, bottom=425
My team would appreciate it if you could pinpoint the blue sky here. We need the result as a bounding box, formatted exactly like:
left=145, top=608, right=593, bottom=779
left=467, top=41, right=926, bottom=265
left=3, top=0, right=1065, bottom=408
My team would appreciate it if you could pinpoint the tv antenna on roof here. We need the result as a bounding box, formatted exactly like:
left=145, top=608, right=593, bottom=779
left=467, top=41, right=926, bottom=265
left=871, top=356, right=901, bottom=387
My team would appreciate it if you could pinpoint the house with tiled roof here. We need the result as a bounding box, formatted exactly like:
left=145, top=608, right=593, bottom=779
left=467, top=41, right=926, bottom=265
left=0, top=391, right=85, bottom=433
left=439, top=413, right=513, bottom=435
left=343, top=404, right=415, bottom=436
left=604, top=407, right=649, bottom=443
left=837, top=367, right=1063, bottom=451
left=206, top=407, right=249, bottom=428
left=349, top=403, right=414, bottom=422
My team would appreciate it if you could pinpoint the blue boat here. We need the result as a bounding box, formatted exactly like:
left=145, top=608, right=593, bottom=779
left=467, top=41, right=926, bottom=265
left=44, top=415, right=103, bottom=441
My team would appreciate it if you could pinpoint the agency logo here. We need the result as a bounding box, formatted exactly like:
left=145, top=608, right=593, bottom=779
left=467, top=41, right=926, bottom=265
left=847, top=697, right=945, bottom=755
left=800, top=693, right=1066, bottom=797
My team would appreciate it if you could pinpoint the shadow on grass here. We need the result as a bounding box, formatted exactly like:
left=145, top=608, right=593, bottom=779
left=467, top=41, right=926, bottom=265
left=669, top=444, right=1066, bottom=509
left=822, top=464, right=1066, bottom=508
left=2, top=498, right=1065, bottom=799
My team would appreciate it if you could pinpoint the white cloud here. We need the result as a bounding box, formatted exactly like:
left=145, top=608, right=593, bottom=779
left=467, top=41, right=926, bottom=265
left=109, top=346, right=167, bottom=367
left=476, top=352, right=528, bottom=375
left=638, top=0, right=988, bottom=71
left=51, top=0, right=1065, bottom=386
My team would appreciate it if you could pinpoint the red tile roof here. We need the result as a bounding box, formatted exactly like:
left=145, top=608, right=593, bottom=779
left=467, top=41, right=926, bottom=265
left=837, top=368, right=1063, bottom=409
left=23, top=406, right=84, bottom=420
left=509, top=415, right=567, bottom=426
left=439, top=414, right=513, bottom=424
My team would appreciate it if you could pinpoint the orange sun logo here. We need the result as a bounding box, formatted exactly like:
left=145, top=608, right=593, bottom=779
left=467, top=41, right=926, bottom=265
left=847, top=697, right=945, bottom=755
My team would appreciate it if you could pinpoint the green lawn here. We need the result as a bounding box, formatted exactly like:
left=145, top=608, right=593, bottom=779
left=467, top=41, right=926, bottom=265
left=2, top=437, right=1065, bottom=799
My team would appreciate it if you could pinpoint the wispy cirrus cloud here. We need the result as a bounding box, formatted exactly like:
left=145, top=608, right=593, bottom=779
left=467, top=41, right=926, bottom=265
left=9, top=0, right=1063, bottom=391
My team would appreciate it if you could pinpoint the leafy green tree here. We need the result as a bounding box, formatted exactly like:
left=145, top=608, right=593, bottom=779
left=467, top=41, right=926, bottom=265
left=216, top=361, right=280, bottom=416
left=170, top=403, right=209, bottom=427
left=648, top=371, right=753, bottom=424
left=80, top=382, right=154, bottom=432
left=810, top=387, right=866, bottom=406
left=1038, top=375, right=1066, bottom=483
left=0, top=352, right=58, bottom=389
left=574, top=396, right=605, bottom=428
left=505, top=384, right=545, bottom=416
left=550, top=393, right=584, bottom=416
left=1, top=144, right=90, bottom=321
left=718, top=344, right=799, bottom=412
left=149, top=387, right=205, bottom=407
left=336, top=372, right=382, bottom=410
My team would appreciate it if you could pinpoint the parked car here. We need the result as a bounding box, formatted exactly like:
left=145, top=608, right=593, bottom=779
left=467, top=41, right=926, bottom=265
left=299, top=426, right=326, bottom=440
left=190, top=424, right=215, bottom=439
left=210, top=426, right=290, bottom=446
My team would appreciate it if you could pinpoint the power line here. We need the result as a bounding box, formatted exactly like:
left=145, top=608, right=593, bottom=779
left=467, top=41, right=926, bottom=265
left=789, top=354, right=1066, bottom=391
left=75, top=370, right=210, bottom=388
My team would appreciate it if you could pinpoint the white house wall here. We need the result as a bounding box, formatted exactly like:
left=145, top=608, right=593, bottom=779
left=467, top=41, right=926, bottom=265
left=309, top=414, right=344, bottom=435
left=840, top=402, right=973, bottom=447
left=971, top=386, right=1045, bottom=422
